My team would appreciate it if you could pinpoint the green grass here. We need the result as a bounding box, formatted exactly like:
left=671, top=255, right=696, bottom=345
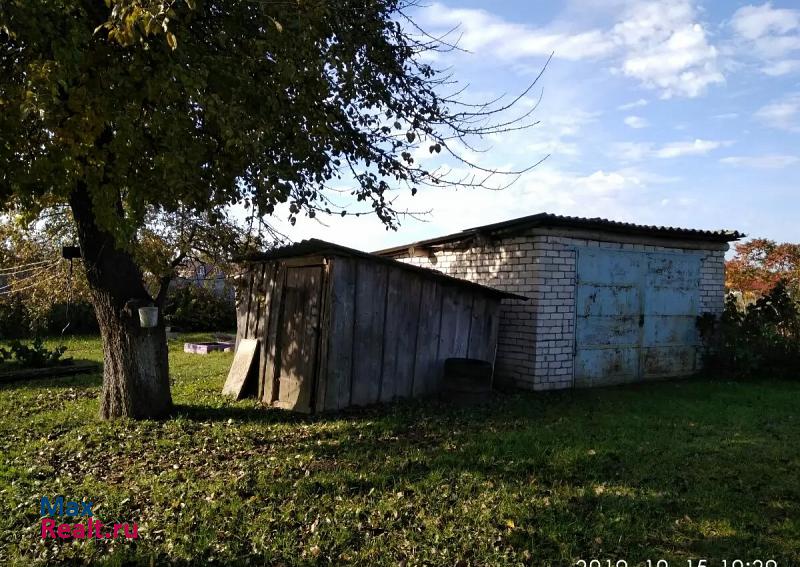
left=0, top=335, right=798, bottom=566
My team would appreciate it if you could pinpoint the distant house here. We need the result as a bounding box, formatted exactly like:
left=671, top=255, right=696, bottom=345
left=375, top=212, right=744, bottom=391
left=173, top=261, right=233, bottom=299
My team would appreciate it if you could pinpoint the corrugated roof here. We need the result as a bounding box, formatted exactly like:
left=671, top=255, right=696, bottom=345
left=374, top=212, right=744, bottom=256
left=238, top=239, right=527, bottom=301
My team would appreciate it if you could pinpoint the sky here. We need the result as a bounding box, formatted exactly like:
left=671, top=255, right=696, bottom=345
left=270, top=0, right=800, bottom=251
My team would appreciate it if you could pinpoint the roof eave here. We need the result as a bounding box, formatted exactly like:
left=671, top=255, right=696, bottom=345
left=374, top=218, right=744, bottom=256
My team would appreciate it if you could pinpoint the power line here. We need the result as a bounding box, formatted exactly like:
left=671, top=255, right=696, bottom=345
left=0, top=258, right=54, bottom=275
left=0, top=272, right=60, bottom=296
left=0, top=262, right=60, bottom=292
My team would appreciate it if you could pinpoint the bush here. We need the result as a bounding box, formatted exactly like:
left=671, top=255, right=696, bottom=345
left=44, top=301, right=99, bottom=335
left=698, top=279, right=800, bottom=378
left=163, top=284, right=236, bottom=332
left=0, top=301, right=31, bottom=339
left=0, top=300, right=98, bottom=339
left=0, top=282, right=236, bottom=337
left=1, top=337, right=69, bottom=369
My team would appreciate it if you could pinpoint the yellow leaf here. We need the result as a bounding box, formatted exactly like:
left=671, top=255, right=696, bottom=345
left=505, top=519, right=515, bottom=529
left=166, top=32, right=177, bottom=50
left=271, top=17, right=283, bottom=32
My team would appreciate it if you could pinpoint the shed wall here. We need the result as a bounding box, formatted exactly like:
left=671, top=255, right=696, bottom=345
left=234, top=261, right=282, bottom=401
left=319, top=256, right=502, bottom=411
left=393, top=229, right=727, bottom=391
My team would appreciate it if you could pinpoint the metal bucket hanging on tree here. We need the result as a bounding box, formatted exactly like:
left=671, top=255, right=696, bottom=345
left=138, top=306, right=159, bottom=329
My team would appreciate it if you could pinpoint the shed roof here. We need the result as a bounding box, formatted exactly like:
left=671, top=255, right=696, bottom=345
left=374, top=212, right=745, bottom=257
left=239, top=239, right=527, bottom=301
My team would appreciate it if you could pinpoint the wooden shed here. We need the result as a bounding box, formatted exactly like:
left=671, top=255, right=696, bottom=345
left=231, top=239, right=524, bottom=412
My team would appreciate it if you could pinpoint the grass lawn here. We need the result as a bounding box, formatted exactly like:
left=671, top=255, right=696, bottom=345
left=0, top=335, right=798, bottom=566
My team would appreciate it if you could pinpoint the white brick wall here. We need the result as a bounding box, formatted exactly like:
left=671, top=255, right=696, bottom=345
left=395, top=230, right=728, bottom=391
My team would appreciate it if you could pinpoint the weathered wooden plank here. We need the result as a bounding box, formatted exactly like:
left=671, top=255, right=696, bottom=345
left=486, top=299, right=501, bottom=367
left=350, top=259, right=388, bottom=406
left=411, top=279, right=443, bottom=396
left=313, top=262, right=332, bottom=412
left=222, top=338, right=259, bottom=399
left=235, top=270, right=253, bottom=348
left=275, top=266, right=324, bottom=412
left=256, top=263, right=276, bottom=401
left=245, top=264, right=266, bottom=339
left=467, top=294, right=492, bottom=361
left=438, top=286, right=472, bottom=360
left=261, top=264, right=286, bottom=404
left=323, top=257, right=357, bottom=411
left=380, top=269, right=422, bottom=402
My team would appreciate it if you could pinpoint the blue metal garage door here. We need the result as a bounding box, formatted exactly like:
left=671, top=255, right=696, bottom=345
left=574, top=247, right=702, bottom=387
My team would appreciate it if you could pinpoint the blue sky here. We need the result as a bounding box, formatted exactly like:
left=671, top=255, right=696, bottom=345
left=274, top=0, right=800, bottom=251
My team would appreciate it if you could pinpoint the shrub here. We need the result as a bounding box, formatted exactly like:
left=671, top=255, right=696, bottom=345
left=0, top=300, right=99, bottom=339
left=163, top=284, right=236, bottom=332
left=0, top=301, right=32, bottom=339
left=44, top=301, right=100, bottom=335
left=4, top=337, right=69, bottom=368
left=698, top=279, right=800, bottom=378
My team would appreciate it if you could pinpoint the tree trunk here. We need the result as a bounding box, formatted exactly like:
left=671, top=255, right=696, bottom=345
left=70, top=185, right=173, bottom=419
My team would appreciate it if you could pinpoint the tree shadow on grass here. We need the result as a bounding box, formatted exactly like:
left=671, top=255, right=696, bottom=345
left=173, top=402, right=317, bottom=425
left=170, top=395, right=469, bottom=426
left=0, top=360, right=102, bottom=391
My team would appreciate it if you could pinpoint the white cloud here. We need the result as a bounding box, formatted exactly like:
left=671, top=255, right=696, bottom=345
left=573, top=170, right=640, bottom=194
left=525, top=140, right=582, bottom=158
left=417, top=4, right=615, bottom=61
left=763, top=59, right=800, bottom=76
left=654, top=139, right=730, bottom=158
left=730, top=3, right=800, bottom=75
left=720, top=155, right=800, bottom=168
left=618, top=98, right=648, bottom=110
left=418, top=1, right=723, bottom=98
left=731, top=3, right=799, bottom=43
left=514, top=107, right=600, bottom=162
left=624, top=115, right=649, bottom=128
left=755, top=94, right=800, bottom=130
left=613, top=139, right=731, bottom=161
left=613, top=142, right=655, bottom=162
left=610, top=0, right=724, bottom=98
left=546, top=109, right=601, bottom=137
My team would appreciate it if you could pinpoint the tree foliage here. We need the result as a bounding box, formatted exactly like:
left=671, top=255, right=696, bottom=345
left=1, top=0, right=537, bottom=241
left=726, top=238, right=800, bottom=299
left=0, top=208, right=251, bottom=334
left=0, top=213, right=91, bottom=330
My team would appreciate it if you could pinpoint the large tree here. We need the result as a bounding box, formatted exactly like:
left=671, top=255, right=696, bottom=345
left=0, top=0, right=540, bottom=418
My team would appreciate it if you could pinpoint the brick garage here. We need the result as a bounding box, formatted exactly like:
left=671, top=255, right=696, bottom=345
left=376, top=213, right=743, bottom=391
